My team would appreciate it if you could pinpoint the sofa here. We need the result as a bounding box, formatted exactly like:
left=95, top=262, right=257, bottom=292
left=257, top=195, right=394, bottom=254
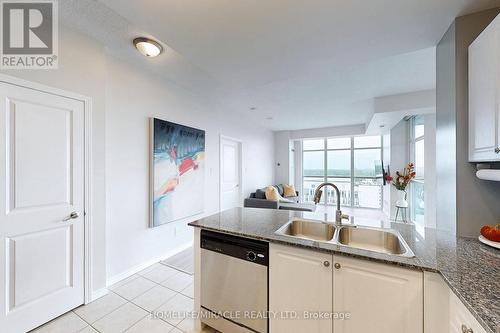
left=244, top=184, right=316, bottom=212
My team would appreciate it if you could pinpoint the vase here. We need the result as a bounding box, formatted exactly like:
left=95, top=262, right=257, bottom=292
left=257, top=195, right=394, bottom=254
left=395, top=190, right=408, bottom=208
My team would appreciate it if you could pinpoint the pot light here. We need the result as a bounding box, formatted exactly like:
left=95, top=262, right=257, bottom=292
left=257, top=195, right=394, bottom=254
left=133, top=37, right=163, bottom=57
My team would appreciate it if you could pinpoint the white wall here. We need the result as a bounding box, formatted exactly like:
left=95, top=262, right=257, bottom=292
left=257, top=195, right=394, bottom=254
left=382, top=133, right=391, bottom=217
left=389, top=120, right=409, bottom=220
left=424, top=114, right=437, bottom=228
left=1, top=23, right=275, bottom=292
left=437, top=9, right=500, bottom=237
left=105, top=57, right=274, bottom=280
left=388, top=115, right=437, bottom=227
left=436, top=22, right=457, bottom=234
left=293, top=140, right=303, bottom=194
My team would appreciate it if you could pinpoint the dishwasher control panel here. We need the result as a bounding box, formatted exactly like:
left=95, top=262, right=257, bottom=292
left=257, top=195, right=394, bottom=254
left=201, top=230, right=268, bottom=266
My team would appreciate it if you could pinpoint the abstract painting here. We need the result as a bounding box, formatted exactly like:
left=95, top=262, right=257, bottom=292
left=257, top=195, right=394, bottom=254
left=151, top=118, right=205, bottom=227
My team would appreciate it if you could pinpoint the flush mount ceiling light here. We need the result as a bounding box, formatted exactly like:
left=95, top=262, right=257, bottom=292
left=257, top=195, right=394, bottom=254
left=133, top=37, right=163, bottom=57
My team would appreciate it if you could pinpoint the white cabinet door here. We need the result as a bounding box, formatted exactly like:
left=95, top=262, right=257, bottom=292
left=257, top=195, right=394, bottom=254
left=269, top=243, right=332, bottom=333
left=424, top=272, right=450, bottom=333
left=469, top=14, right=500, bottom=162
left=449, top=290, right=487, bottom=333
left=333, top=255, right=423, bottom=333
left=0, top=82, right=85, bottom=333
left=422, top=272, right=489, bottom=333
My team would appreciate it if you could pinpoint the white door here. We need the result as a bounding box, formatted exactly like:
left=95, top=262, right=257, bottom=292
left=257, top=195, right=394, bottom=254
left=269, top=243, right=333, bottom=333
left=220, top=137, right=241, bottom=211
left=0, top=82, right=85, bottom=333
left=333, top=255, right=423, bottom=333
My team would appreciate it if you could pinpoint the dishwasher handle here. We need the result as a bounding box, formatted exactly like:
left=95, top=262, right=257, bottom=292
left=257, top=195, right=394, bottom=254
left=201, top=230, right=268, bottom=266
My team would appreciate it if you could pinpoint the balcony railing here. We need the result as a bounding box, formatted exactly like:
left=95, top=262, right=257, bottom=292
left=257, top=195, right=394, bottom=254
left=303, top=177, right=382, bottom=208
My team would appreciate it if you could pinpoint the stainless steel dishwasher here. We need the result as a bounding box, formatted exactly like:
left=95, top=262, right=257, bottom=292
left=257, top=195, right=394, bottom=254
left=200, top=230, right=268, bottom=333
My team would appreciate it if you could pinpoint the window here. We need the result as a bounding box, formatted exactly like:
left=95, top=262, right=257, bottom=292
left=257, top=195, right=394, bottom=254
left=302, top=136, right=383, bottom=209
left=409, top=116, right=425, bottom=229
left=353, top=136, right=383, bottom=209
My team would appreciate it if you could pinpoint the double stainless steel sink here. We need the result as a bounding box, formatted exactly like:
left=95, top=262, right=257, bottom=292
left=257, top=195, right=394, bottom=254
left=275, top=218, right=415, bottom=258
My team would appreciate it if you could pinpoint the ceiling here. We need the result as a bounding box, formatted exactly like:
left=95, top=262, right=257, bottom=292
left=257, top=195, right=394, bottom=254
left=63, top=0, right=500, bottom=131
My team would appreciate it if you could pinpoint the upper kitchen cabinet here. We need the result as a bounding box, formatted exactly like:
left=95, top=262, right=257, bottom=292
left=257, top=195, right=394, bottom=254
left=469, top=14, right=500, bottom=162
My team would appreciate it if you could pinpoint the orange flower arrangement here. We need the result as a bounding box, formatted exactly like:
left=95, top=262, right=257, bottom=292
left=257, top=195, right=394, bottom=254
left=385, top=163, right=416, bottom=191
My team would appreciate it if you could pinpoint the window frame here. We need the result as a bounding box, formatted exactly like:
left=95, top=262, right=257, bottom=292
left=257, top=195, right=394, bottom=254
left=302, top=136, right=383, bottom=209
left=408, top=115, right=425, bottom=227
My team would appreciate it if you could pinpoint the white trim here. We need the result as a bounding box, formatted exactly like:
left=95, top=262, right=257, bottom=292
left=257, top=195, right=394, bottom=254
left=219, top=135, right=243, bottom=212
left=0, top=74, right=94, bottom=305
left=90, top=288, right=109, bottom=302
left=83, top=96, right=93, bottom=305
left=106, top=242, right=193, bottom=287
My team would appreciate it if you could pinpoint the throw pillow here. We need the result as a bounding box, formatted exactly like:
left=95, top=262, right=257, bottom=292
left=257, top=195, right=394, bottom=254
left=265, top=186, right=279, bottom=201
left=283, top=184, right=297, bottom=197
left=255, top=188, right=266, bottom=199
left=275, top=184, right=285, bottom=196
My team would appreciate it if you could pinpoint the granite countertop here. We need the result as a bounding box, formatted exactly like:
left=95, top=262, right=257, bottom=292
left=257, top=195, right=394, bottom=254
left=189, top=207, right=500, bottom=333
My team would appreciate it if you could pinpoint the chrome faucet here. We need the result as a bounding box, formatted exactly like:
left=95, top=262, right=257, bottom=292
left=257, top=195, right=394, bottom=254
left=313, top=182, right=351, bottom=226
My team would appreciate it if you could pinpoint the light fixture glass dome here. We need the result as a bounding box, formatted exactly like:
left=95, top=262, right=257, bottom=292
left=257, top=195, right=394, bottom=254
left=133, top=37, right=163, bottom=57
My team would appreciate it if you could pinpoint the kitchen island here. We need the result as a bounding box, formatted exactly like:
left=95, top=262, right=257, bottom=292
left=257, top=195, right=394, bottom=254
left=189, top=207, right=499, bottom=333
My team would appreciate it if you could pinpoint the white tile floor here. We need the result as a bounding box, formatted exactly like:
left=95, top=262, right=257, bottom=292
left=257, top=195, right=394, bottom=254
left=31, top=263, right=217, bottom=333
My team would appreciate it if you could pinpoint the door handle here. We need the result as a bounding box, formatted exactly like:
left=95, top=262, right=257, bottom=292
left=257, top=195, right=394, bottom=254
left=63, top=211, right=80, bottom=221
left=495, top=147, right=500, bottom=154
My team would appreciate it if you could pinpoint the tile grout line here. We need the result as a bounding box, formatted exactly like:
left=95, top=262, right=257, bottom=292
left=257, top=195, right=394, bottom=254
left=86, top=301, right=130, bottom=330
left=136, top=263, right=193, bottom=286
left=112, top=277, right=159, bottom=302
left=118, top=308, right=150, bottom=333
left=72, top=292, right=129, bottom=327
left=108, top=274, right=141, bottom=291
left=137, top=270, right=193, bottom=296
left=110, top=277, right=193, bottom=332
left=47, top=261, right=195, bottom=333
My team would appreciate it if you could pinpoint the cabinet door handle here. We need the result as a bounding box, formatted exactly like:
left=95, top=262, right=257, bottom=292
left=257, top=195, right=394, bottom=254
left=334, top=263, right=341, bottom=269
left=461, top=324, right=473, bottom=333
left=495, top=147, right=500, bottom=154
left=323, top=261, right=330, bottom=267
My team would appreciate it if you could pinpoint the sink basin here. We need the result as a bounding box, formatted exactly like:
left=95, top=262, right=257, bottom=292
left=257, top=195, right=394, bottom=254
left=274, top=219, right=415, bottom=258
left=337, top=226, right=414, bottom=257
left=275, top=219, right=335, bottom=242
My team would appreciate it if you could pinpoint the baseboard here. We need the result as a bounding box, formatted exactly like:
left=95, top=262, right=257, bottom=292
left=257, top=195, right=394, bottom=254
left=90, top=287, right=109, bottom=302
left=106, top=242, right=193, bottom=288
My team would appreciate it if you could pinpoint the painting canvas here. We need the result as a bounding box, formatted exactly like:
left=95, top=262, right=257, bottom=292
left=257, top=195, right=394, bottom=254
left=151, top=118, right=205, bottom=227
